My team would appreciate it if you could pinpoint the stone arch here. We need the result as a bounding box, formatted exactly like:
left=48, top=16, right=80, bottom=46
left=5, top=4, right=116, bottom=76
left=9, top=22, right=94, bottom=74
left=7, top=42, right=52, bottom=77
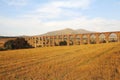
left=99, top=33, right=106, bottom=43
left=40, top=37, right=42, bottom=41
left=54, top=36, right=58, bottom=46
left=69, top=35, right=74, bottom=45
left=36, top=37, right=39, bottom=44
left=63, top=35, right=67, bottom=41
left=75, top=35, right=80, bottom=45
left=82, top=34, right=88, bottom=44
left=58, top=35, right=68, bottom=46
left=57, top=36, right=61, bottom=46
left=39, top=37, right=43, bottom=47
left=49, top=36, right=53, bottom=46
left=55, top=36, right=60, bottom=46
left=109, top=33, right=118, bottom=42
left=58, top=35, right=62, bottom=41
left=90, top=34, right=96, bottom=44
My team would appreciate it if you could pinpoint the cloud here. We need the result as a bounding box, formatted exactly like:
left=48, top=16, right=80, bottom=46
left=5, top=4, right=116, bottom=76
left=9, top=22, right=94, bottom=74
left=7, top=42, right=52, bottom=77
left=50, top=0, right=92, bottom=9
left=44, top=17, right=120, bottom=31
left=0, top=15, right=120, bottom=36
left=22, top=0, right=92, bottom=20
left=0, top=16, right=42, bottom=28
left=3, top=0, right=28, bottom=7
left=0, top=0, right=120, bottom=36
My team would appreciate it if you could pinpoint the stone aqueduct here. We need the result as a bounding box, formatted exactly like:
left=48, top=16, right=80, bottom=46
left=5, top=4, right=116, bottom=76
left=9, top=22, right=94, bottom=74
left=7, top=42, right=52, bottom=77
left=24, top=31, right=120, bottom=48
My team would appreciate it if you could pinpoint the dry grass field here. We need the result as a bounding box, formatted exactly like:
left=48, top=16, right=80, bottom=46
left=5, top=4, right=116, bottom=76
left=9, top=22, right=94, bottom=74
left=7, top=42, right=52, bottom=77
left=0, top=43, right=120, bottom=80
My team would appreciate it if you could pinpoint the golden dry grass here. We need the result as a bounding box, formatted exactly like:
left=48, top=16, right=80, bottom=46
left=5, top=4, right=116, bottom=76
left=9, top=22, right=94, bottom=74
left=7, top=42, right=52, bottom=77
left=0, top=42, right=120, bottom=80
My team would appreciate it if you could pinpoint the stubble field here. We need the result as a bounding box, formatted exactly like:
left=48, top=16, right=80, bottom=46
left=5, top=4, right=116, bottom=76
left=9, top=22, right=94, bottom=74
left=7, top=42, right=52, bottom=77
left=0, top=43, right=120, bottom=80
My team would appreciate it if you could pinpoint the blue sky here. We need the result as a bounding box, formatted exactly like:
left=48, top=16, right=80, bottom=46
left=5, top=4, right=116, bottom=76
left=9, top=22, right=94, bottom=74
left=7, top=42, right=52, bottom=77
left=0, top=0, right=120, bottom=36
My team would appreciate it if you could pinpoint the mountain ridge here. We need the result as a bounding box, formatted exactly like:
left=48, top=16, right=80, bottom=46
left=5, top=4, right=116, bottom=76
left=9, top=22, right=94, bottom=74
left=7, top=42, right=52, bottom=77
left=41, top=28, right=94, bottom=36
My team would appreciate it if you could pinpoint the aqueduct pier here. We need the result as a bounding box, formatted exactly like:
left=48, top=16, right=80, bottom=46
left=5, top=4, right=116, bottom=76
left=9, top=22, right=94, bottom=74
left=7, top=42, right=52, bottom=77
left=24, top=31, right=120, bottom=48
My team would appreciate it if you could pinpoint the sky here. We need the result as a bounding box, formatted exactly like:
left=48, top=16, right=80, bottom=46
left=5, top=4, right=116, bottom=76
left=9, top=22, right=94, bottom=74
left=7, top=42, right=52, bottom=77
left=0, top=0, right=120, bottom=36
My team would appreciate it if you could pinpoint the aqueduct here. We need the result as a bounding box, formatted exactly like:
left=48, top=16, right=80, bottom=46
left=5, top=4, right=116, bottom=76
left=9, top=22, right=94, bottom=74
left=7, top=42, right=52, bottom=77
left=24, top=31, right=120, bottom=48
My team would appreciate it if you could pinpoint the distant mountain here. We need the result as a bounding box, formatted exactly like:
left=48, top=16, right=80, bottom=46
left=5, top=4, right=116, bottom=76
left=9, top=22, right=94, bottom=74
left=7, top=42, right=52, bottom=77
left=75, top=29, right=93, bottom=34
left=41, top=28, right=93, bottom=36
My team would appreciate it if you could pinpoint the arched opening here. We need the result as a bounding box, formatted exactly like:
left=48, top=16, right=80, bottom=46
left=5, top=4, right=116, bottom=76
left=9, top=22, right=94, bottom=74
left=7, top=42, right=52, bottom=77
left=50, top=37, right=53, bottom=46
left=90, top=34, right=96, bottom=44
left=55, top=35, right=61, bottom=46
left=59, top=35, right=62, bottom=41
left=36, top=37, right=39, bottom=44
left=63, top=35, right=67, bottom=41
left=59, top=41, right=67, bottom=46
left=83, top=35, right=88, bottom=44
left=39, top=37, right=43, bottom=47
left=69, top=35, right=74, bottom=45
left=109, top=33, right=117, bottom=42
left=99, top=34, right=106, bottom=43
left=45, top=37, right=49, bottom=47
left=54, top=36, right=58, bottom=46
left=75, top=35, right=80, bottom=45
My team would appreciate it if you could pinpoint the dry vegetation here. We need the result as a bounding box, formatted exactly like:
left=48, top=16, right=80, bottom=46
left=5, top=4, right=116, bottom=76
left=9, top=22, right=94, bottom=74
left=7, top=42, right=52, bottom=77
left=0, top=43, right=120, bottom=80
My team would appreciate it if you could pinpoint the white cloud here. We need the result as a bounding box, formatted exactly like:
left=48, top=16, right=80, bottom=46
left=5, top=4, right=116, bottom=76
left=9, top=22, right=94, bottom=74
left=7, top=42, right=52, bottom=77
left=0, top=16, right=42, bottom=28
left=0, top=15, right=120, bottom=36
left=43, top=17, right=120, bottom=31
left=0, top=0, right=120, bottom=36
left=50, top=0, right=92, bottom=9
left=3, top=0, right=28, bottom=7
left=22, top=0, right=92, bottom=20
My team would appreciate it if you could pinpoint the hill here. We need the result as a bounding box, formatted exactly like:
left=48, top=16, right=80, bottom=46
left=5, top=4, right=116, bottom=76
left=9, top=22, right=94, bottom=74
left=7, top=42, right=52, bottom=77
left=0, top=43, right=120, bottom=80
left=41, top=28, right=93, bottom=36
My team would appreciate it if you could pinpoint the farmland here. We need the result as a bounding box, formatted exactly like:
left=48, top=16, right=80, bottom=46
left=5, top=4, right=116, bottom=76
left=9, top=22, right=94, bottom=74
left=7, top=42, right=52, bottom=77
left=0, top=43, right=120, bottom=80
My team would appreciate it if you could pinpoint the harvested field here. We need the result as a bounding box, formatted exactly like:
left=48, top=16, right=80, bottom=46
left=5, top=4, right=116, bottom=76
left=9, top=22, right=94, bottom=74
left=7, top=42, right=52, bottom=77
left=0, top=43, right=120, bottom=80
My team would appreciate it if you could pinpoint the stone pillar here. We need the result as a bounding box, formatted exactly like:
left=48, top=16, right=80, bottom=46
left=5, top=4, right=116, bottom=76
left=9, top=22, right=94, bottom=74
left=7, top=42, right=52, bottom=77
left=62, top=35, right=64, bottom=41
left=87, top=34, right=90, bottom=44
left=117, top=32, right=120, bottom=42
left=67, top=35, right=70, bottom=46
left=32, top=37, right=34, bottom=46
left=31, top=37, right=33, bottom=47
left=34, top=37, right=37, bottom=48
left=45, top=36, right=47, bottom=47
left=80, top=34, right=83, bottom=45
left=44, top=36, right=46, bottom=47
left=52, top=36, right=55, bottom=46
left=37, top=37, right=39, bottom=46
left=96, top=33, right=100, bottom=44
left=105, top=33, right=110, bottom=43
left=73, top=35, right=76, bottom=45
left=28, top=37, right=31, bottom=46
left=29, top=37, right=31, bottom=46
left=48, top=36, right=50, bottom=47
left=57, top=35, right=59, bottom=46
left=41, top=36, right=44, bottom=47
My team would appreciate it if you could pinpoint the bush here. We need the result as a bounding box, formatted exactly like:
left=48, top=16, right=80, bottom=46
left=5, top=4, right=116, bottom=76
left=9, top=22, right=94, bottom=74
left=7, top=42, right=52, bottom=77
left=4, top=40, right=14, bottom=49
left=59, top=41, right=67, bottom=46
left=4, top=38, right=32, bottom=50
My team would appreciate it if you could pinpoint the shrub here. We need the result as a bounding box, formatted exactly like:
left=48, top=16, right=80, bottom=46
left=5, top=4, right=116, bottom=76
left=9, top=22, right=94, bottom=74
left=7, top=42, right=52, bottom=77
left=59, top=41, right=67, bottom=46
left=4, top=40, right=14, bottom=49
left=4, top=38, right=32, bottom=50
